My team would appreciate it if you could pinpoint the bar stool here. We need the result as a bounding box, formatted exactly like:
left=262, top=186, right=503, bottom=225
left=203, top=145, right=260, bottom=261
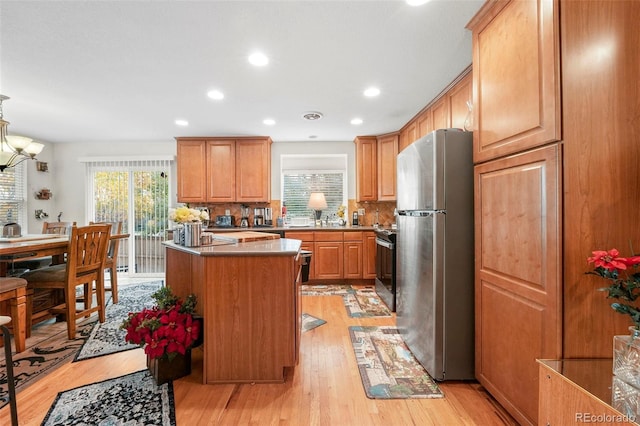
left=1, top=316, right=19, bottom=426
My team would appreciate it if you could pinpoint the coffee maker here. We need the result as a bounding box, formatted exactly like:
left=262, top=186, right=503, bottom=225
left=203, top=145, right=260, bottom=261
left=264, top=208, right=273, bottom=226
left=240, top=205, right=250, bottom=228
left=253, top=207, right=265, bottom=227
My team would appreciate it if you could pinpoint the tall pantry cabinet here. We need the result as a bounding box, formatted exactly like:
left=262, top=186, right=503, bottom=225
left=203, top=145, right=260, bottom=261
left=468, top=0, right=561, bottom=425
left=469, top=0, right=640, bottom=425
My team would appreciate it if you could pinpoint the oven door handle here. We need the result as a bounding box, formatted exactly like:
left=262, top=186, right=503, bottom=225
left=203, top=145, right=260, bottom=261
left=376, top=238, right=394, bottom=250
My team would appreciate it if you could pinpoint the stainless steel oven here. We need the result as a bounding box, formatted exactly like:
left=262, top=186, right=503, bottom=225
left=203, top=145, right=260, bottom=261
left=374, top=229, right=396, bottom=311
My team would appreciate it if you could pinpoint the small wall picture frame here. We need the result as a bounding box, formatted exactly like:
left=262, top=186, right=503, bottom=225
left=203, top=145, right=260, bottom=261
left=36, top=161, right=48, bottom=172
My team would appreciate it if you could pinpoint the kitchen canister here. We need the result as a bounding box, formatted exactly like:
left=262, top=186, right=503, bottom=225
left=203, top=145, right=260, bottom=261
left=173, top=225, right=185, bottom=245
left=183, top=222, right=202, bottom=247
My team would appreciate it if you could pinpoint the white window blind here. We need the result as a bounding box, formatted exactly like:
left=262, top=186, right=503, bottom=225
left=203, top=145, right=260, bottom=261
left=86, top=158, right=171, bottom=276
left=0, top=162, right=26, bottom=226
left=281, top=154, right=347, bottom=219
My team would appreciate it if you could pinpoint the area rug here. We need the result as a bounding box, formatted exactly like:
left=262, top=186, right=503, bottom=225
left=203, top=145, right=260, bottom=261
left=343, top=286, right=392, bottom=318
left=301, top=313, right=326, bottom=332
left=41, top=369, right=176, bottom=425
left=301, top=284, right=392, bottom=318
left=301, top=284, right=353, bottom=296
left=74, top=281, right=163, bottom=361
left=0, top=321, right=93, bottom=409
left=348, top=326, right=443, bottom=399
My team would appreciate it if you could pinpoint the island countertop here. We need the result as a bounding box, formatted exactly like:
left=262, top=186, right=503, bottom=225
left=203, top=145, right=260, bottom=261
left=162, top=238, right=301, bottom=257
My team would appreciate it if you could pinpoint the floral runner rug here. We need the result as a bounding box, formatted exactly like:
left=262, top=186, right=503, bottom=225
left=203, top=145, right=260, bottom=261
left=301, top=284, right=392, bottom=318
left=41, top=370, right=176, bottom=425
left=301, top=313, right=326, bottom=332
left=74, top=281, right=163, bottom=361
left=348, top=326, right=444, bottom=399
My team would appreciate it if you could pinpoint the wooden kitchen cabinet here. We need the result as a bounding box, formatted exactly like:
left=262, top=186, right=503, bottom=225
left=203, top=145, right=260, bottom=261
left=448, top=72, right=472, bottom=130
left=343, top=231, right=363, bottom=279
left=176, top=140, right=207, bottom=203
left=431, top=96, right=449, bottom=131
left=467, top=0, right=560, bottom=164
left=354, top=133, right=397, bottom=202
left=474, top=144, right=562, bottom=425
left=176, top=137, right=271, bottom=203
left=363, top=231, right=376, bottom=279
left=314, top=232, right=344, bottom=280
left=416, top=109, right=432, bottom=140
left=235, top=139, right=271, bottom=203
left=376, top=133, right=398, bottom=201
left=207, top=140, right=236, bottom=202
left=354, top=136, right=377, bottom=202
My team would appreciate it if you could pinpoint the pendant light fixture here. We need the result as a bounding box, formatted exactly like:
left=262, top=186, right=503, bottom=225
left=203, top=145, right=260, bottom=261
left=0, top=94, right=44, bottom=172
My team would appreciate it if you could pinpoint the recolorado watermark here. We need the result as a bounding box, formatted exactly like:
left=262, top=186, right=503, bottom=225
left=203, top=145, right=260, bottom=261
left=576, top=412, right=637, bottom=423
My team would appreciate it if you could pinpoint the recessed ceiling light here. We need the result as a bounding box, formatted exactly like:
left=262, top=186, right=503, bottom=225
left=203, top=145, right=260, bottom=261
left=364, top=87, right=381, bottom=97
left=406, top=0, right=431, bottom=5
left=309, top=135, right=318, bottom=139
left=175, top=119, right=189, bottom=126
left=207, top=90, right=224, bottom=100
left=248, top=52, right=269, bottom=67
left=263, top=118, right=276, bottom=126
left=351, top=118, right=363, bottom=125
left=302, top=111, right=323, bottom=121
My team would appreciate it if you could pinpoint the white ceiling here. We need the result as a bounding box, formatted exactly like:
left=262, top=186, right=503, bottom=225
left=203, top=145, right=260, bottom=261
left=0, top=0, right=483, bottom=144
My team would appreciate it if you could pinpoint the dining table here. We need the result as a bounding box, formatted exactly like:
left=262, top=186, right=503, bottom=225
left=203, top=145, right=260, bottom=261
left=0, top=232, right=129, bottom=324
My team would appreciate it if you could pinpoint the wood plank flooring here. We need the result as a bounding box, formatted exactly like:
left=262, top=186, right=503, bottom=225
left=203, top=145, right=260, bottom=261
left=1, top=291, right=517, bottom=425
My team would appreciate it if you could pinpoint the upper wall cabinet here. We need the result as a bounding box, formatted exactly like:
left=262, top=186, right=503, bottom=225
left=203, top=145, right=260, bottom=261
left=377, top=133, right=398, bottom=201
left=176, top=137, right=272, bottom=203
left=176, top=140, right=207, bottom=203
left=354, top=134, right=398, bottom=202
left=467, top=0, right=560, bottom=164
left=354, top=136, right=378, bottom=202
left=398, top=69, right=471, bottom=154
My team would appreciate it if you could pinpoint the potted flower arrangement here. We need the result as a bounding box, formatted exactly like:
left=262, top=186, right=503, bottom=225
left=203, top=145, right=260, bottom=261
left=169, top=206, right=209, bottom=246
left=587, top=248, right=640, bottom=390
left=121, top=286, right=201, bottom=384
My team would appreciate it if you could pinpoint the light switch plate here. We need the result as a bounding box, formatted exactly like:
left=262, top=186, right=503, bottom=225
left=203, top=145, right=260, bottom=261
left=358, top=208, right=365, bottom=216
left=225, top=209, right=230, bottom=215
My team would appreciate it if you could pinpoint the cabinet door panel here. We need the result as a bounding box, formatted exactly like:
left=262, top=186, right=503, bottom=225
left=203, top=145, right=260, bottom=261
left=448, top=73, right=472, bottom=130
left=377, top=134, right=398, bottom=201
left=344, top=241, right=363, bottom=279
left=354, top=137, right=377, bottom=202
left=363, top=232, right=377, bottom=279
left=236, top=139, right=270, bottom=202
left=207, top=140, right=236, bottom=202
left=177, top=140, right=207, bottom=203
left=431, top=97, right=449, bottom=130
left=469, top=0, right=560, bottom=163
left=314, top=242, right=343, bottom=279
left=474, top=144, right=562, bottom=426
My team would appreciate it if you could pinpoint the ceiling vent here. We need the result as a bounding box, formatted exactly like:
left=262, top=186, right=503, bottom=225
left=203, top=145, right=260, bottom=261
left=302, top=111, right=323, bottom=121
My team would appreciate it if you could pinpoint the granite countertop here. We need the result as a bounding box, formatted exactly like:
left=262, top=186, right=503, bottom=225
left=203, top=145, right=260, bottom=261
left=162, top=238, right=302, bottom=257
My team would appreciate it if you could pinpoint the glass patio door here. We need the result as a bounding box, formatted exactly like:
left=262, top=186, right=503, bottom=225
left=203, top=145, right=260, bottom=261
left=87, top=158, right=171, bottom=277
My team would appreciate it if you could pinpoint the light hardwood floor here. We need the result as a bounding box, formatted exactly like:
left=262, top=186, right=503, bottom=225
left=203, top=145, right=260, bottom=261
left=1, top=290, right=517, bottom=425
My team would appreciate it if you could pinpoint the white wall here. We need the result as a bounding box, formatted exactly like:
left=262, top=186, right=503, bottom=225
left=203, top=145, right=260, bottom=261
left=25, top=139, right=356, bottom=232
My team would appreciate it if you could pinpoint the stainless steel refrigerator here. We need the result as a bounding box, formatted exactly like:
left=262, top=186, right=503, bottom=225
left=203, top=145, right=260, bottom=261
left=396, top=129, right=474, bottom=381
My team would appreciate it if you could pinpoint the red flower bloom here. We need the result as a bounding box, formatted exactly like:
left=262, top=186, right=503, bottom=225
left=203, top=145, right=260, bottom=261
left=587, top=249, right=628, bottom=270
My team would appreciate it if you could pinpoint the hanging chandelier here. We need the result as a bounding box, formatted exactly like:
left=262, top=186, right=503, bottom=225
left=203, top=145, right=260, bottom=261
left=0, top=94, right=44, bottom=172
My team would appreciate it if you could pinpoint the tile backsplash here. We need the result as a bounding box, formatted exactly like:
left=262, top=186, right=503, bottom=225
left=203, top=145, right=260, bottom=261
left=189, top=200, right=396, bottom=228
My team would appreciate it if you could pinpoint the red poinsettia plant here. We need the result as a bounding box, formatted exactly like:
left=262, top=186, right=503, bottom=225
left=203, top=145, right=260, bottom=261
left=121, top=286, right=201, bottom=360
left=587, top=248, right=640, bottom=331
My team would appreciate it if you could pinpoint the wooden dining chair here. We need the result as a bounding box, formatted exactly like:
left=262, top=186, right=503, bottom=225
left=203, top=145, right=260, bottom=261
left=89, top=221, right=123, bottom=303
left=22, top=224, right=111, bottom=340
left=0, top=277, right=28, bottom=353
left=42, top=221, right=76, bottom=235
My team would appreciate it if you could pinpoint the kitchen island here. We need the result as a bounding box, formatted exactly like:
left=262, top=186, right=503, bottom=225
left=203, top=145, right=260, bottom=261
left=163, top=237, right=302, bottom=384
